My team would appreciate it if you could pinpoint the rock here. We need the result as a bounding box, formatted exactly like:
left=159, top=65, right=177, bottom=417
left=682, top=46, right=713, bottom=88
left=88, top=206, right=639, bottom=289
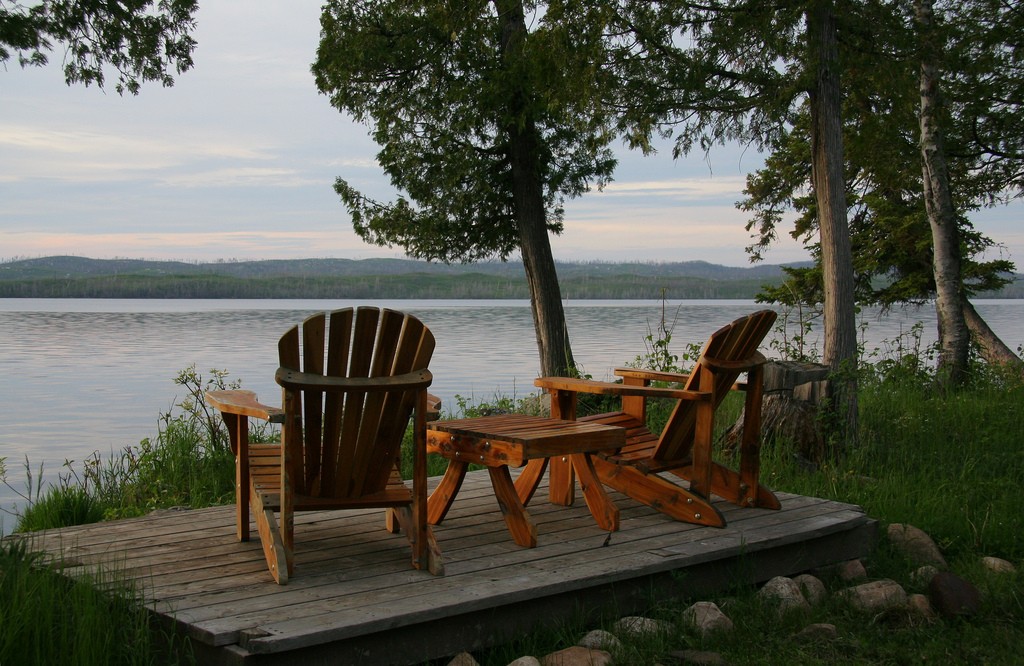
left=837, top=559, right=868, bottom=581
left=840, top=579, right=908, bottom=612
left=911, top=565, right=940, bottom=588
left=666, top=649, right=728, bottom=665
left=447, top=652, right=480, bottom=666
left=793, top=623, right=837, bottom=643
left=613, top=615, right=671, bottom=636
left=981, top=556, right=1017, bottom=574
left=758, top=576, right=810, bottom=614
left=508, top=658, right=542, bottom=666
left=887, top=523, right=947, bottom=568
left=908, top=593, right=936, bottom=620
left=817, top=559, right=867, bottom=581
left=793, top=574, right=827, bottom=606
left=682, top=601, right=734, bottom=636
left=928, top=571, right=982, bottom=618
left=577, top=630, right=621, bottom=651
left=540, top=646, right=613, bottom=666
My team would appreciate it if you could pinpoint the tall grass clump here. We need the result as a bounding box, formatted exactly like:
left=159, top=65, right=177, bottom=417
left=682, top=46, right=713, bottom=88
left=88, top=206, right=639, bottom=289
left=0, top=537, right=185, bottom=665
left=17, top=481, right=106, bottom=534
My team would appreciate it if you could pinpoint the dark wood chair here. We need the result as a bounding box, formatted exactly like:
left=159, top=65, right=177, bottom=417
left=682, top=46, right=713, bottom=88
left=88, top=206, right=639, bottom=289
left=535, top=310, right=780, bottom=527
left=206, top=307, right=442, bottom=583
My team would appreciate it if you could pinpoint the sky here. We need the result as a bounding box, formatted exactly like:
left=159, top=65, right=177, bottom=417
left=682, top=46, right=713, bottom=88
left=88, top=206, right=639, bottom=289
left=1, top=3, right=1020, bottom=269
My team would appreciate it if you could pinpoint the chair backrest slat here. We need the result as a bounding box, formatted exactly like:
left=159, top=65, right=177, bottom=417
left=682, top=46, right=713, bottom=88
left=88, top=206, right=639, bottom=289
left=301, top=313, right=327, bottom=494
left=279, top=307, right=434, bottom=501
left=332, top=308, right=378, bottom=496
left=278, top=324, right=304, bottom=493
left=348, top=309, right=406, bottom=497
left=319, top=309, right=354, bottom=496
left=653, top=310, right=776, bottom=462
left=366, top=315, right=435, bottom=491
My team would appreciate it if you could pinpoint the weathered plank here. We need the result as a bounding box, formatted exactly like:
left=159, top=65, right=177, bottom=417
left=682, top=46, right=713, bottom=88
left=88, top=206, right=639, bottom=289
left=18, top=468, right=876, bottom=665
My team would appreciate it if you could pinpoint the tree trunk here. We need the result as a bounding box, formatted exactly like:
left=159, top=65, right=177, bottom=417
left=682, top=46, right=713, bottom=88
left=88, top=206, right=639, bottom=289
left=806, top=0, right=858, bottom=451
left=495, top=0, right=576, bottom=377
left=916, top=0, right=970, bottom=387
left=722, top=361, right=832, bottom=464
left=963, top=299, right=1024, bottom=373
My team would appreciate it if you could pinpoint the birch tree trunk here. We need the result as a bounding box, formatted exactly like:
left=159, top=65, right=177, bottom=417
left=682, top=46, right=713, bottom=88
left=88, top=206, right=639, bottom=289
left=497, top=0, right=576, bottom=377
left=962, top=299, right=1024, bottom=373
left=916, top=0, right=969, bottom=387
left=807, top=0, right=858, bottom=450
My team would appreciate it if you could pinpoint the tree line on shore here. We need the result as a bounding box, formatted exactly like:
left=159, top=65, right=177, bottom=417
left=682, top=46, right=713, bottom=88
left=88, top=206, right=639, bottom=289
left=0, top=272, right=777, bottom=300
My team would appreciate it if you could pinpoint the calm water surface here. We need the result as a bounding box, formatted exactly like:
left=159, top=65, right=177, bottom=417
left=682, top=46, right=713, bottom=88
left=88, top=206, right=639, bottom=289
left=2, top=298, right=1021, bottom=523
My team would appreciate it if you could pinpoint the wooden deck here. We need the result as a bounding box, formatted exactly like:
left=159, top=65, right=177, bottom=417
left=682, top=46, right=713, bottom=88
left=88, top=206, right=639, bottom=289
left=21, top=470, right=876, bottom=665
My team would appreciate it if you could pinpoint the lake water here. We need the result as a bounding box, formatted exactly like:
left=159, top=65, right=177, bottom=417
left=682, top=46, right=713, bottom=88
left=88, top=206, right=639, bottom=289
left=2, top=298, right=1022, bottom=524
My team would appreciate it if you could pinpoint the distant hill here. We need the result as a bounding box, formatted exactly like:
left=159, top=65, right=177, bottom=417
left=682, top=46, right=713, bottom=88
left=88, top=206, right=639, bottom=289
left=0, top=256, right=795, bottom=281
left=1, top=255, right=1018, bottom=299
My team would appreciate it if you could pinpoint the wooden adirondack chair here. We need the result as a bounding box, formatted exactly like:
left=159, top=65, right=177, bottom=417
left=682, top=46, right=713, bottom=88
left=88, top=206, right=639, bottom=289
left=534, top=310, right=780, bottom=528
left=205, top=307, right=443, bottom=584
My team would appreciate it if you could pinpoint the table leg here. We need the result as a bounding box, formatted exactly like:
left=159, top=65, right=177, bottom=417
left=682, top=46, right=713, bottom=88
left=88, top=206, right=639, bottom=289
left=514, top=458, right=548, bottom=506
left=489, top=466, right=538, bottom=548
left=427, top=459, right=468, bottom=525
left=571, top=453, right=619, bottom=532
left=548, top=455, right=576, bottom=506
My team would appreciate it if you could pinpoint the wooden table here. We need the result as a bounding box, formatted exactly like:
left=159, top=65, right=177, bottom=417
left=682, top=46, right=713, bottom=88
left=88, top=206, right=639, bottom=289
left=425, top=414, right=625, bottom=547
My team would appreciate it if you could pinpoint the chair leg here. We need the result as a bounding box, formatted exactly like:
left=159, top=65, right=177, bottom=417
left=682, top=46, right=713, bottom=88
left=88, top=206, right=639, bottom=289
left=223, top=413, right=250, bottom=542
left=423, top=526, right=444, bottom=576
left=385, top=508, right=402, bottom=533
left=250, top=488, right=290, bottom=585
left=394, top=506, right=445, bottom=576
left=593, top=457, right=725, bottom=528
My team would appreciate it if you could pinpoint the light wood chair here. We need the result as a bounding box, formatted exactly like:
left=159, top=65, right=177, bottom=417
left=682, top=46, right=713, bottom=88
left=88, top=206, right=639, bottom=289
left=535, top=310, right=780, bottom=528
left=206, top=307, right=442, bottom=583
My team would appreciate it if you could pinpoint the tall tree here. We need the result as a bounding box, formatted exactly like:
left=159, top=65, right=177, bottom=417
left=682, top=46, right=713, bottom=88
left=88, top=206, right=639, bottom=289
left=745, top=0, right=1023, bottom=376
left=605, top=0, right=859, bottom=449
left=1, top=0, right=197, bottom=94
left=916, top=0, right=970, bottom=385
left=312, top=1, right=618, bottom=377
left=806, top=0, right=858, bottom=438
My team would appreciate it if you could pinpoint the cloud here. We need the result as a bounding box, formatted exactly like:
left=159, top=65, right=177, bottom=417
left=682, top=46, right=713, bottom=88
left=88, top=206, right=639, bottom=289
left=0, top=124, right=278, bottom=183
left=1, top=229, right=387, bottom=262
left=158, top=167, right=317, bottom=189
left=601, top=176, right=748, bottom=200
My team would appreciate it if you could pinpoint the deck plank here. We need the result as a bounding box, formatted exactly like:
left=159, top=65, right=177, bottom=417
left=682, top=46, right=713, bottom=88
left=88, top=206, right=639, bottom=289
left=16, top=468, right=876, bottom=665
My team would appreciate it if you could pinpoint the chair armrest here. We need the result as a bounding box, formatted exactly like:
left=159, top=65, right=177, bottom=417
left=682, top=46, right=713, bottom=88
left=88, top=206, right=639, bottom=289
left=701, top=351, right=768, bottom=372
left=275, top=367, right=433, bottom=393
left=613, top=367, right=692, bottom=384
left=534, top=376, right=710, bottom=401
left=205, top=390, right=286, bottom=423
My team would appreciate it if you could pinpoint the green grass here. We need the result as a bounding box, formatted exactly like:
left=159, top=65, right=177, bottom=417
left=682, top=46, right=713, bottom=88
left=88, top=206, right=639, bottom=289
left=0, top=537, right=191, bottom=665
left=765, top=370, right=1024, bottom=562
left=17, top=483, right=106, bottom=533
